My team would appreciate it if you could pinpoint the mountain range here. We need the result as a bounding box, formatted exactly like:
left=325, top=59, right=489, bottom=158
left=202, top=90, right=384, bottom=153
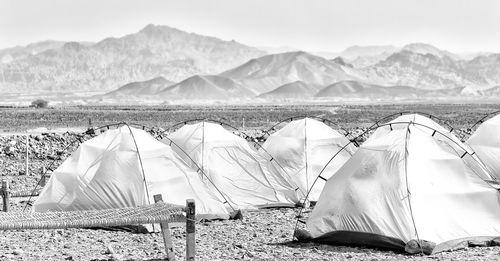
left=1, top=24, right=500, bottom=103
left=0, top=24, right=264, bottom=94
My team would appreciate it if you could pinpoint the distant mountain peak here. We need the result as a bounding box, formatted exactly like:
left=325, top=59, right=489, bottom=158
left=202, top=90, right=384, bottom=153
left=331, top=57, right=353, bottom=67
left=401, top=43, right=457, bottom=59
left=0, top=24, right=265, bottom=94
left=220, top=51, right=360, bottom=94
left=62, top=41, right=86, bottom=51
left=258, top=80, right=316, bottom=99
left=138, top=24, right=181, bottom=36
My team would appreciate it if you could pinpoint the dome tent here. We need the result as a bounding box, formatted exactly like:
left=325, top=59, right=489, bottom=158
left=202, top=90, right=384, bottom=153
left=467, top=112, right=500, bottom=181
left=369, top=113, right=493, bottom=181
left=34, top=124, right=232, bottom=220
left=260, top=117, right=356, bottom=201
left=301, top=115, right=500, bottom=254
left=166, top=120, right=299, bottom=209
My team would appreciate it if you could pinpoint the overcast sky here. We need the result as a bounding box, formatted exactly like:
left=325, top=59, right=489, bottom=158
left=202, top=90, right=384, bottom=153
left=1, top=0, right=499, bottom=53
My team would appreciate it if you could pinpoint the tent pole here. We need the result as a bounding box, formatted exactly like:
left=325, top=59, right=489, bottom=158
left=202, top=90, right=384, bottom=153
left=26, top=135, right=29, bottom=176
left=304, top=118, right=308, bottom=196
left=201, top=121, right=205, bottom=174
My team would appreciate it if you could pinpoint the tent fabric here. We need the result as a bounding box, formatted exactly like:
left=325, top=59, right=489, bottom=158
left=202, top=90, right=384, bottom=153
left=261, top=118, right=356, bottom=201
left=468, top=114, right=500, bottom=180
left=34, top=126, right=231, bottom=220
left=167, top=122, right=299, bottom=209
left=313, top=231, right=406, bottom=252
left=372, top=113, right=493, bottom=181
left=306, top=115, right=500, bottom=254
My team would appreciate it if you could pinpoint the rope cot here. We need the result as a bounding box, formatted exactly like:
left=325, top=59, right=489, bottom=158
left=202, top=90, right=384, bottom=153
left=10, top=188, right=42, bottom=198
left=0, top=202, right=184, bottom=230
left=0, top=197, right=196, bottom=261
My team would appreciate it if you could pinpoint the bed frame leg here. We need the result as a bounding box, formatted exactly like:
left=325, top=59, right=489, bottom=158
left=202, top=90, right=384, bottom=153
left=186, top=199, right=195, bottom=261
left=154, top=194, right=176, bottom=261
left=2, top=180, right=9, bottom=212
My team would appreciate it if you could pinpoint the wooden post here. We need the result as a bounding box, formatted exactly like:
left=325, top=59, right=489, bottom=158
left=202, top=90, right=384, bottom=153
left=2, top=180, right=9, bottom=212
left=40, top=167, right=47, bottom=187
left=154, top=194, right=176, bottom=261
left=186, top=199, right=195, bottom=261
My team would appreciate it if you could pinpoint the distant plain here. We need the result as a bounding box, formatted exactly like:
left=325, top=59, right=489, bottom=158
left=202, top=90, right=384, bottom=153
left=1, top=103, right=499, bottom=132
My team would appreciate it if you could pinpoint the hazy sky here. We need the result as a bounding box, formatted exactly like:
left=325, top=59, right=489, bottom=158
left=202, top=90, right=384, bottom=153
left=1, top=0, right=499, bottom=52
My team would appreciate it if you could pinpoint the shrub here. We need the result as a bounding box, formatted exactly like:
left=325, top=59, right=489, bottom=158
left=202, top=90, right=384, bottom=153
left=31, top=99, right=49, bottom=108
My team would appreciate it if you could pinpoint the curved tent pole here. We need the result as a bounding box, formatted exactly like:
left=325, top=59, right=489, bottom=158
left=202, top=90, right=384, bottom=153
left=158, top=136, right=237, bottom=212
left=202, top=120, right=205, bottom=174
left=163, top=118, right=298, bottom=193
left=368, top=111, right=455, bottom=132
left=469, top=110, right=500, bottom=130
left=262, top=115, right=351, bottom=138
left=23, top=122, right=135, bottom=211
left=24, top=122, right=238, bottom=213
left=292, top=120, right=496, bottom=238
left=123, top=123, right=153, bottom=207
left=304, top=118, right=309, bottom=196
left=292, top=139, right=360, bottom=237
left=403, top=123, right=424, bottom=254
left=350, top=111, right=457, bottom=145
left=165, top=118, right=239, bottom=133
left=99, top=122, right=239, bottom=213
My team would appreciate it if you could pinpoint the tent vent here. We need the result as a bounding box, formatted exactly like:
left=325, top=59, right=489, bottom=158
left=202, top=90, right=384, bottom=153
left=431, top=130, right=436, bottom=137
left=297, top=219, right=306, bottom=224
left=319, top=176, right=327, bottom=181
left=461, top=152, right=467, bottom=158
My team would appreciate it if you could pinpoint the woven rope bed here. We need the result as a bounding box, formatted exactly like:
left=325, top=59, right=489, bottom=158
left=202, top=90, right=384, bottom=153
left=9, top=188, right=42, bottom=198
left=0, top=202, right=185, bottom=230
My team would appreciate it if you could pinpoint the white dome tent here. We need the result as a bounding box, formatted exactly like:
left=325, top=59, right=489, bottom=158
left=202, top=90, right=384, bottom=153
left=298, top=115, right=500, bottom=254
left=166, top=119, right=300, bottom=209
left=467, top=111, right=500, bottom=182
left=33, top=123, right=233, bottom=220
left=260, top=116, right=356, bottom=201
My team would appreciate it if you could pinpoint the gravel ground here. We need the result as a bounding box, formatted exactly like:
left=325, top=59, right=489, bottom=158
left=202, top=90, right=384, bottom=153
left=1, top=200, right=500, bottom=261
left=0, top=129, right=497, bottom=260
